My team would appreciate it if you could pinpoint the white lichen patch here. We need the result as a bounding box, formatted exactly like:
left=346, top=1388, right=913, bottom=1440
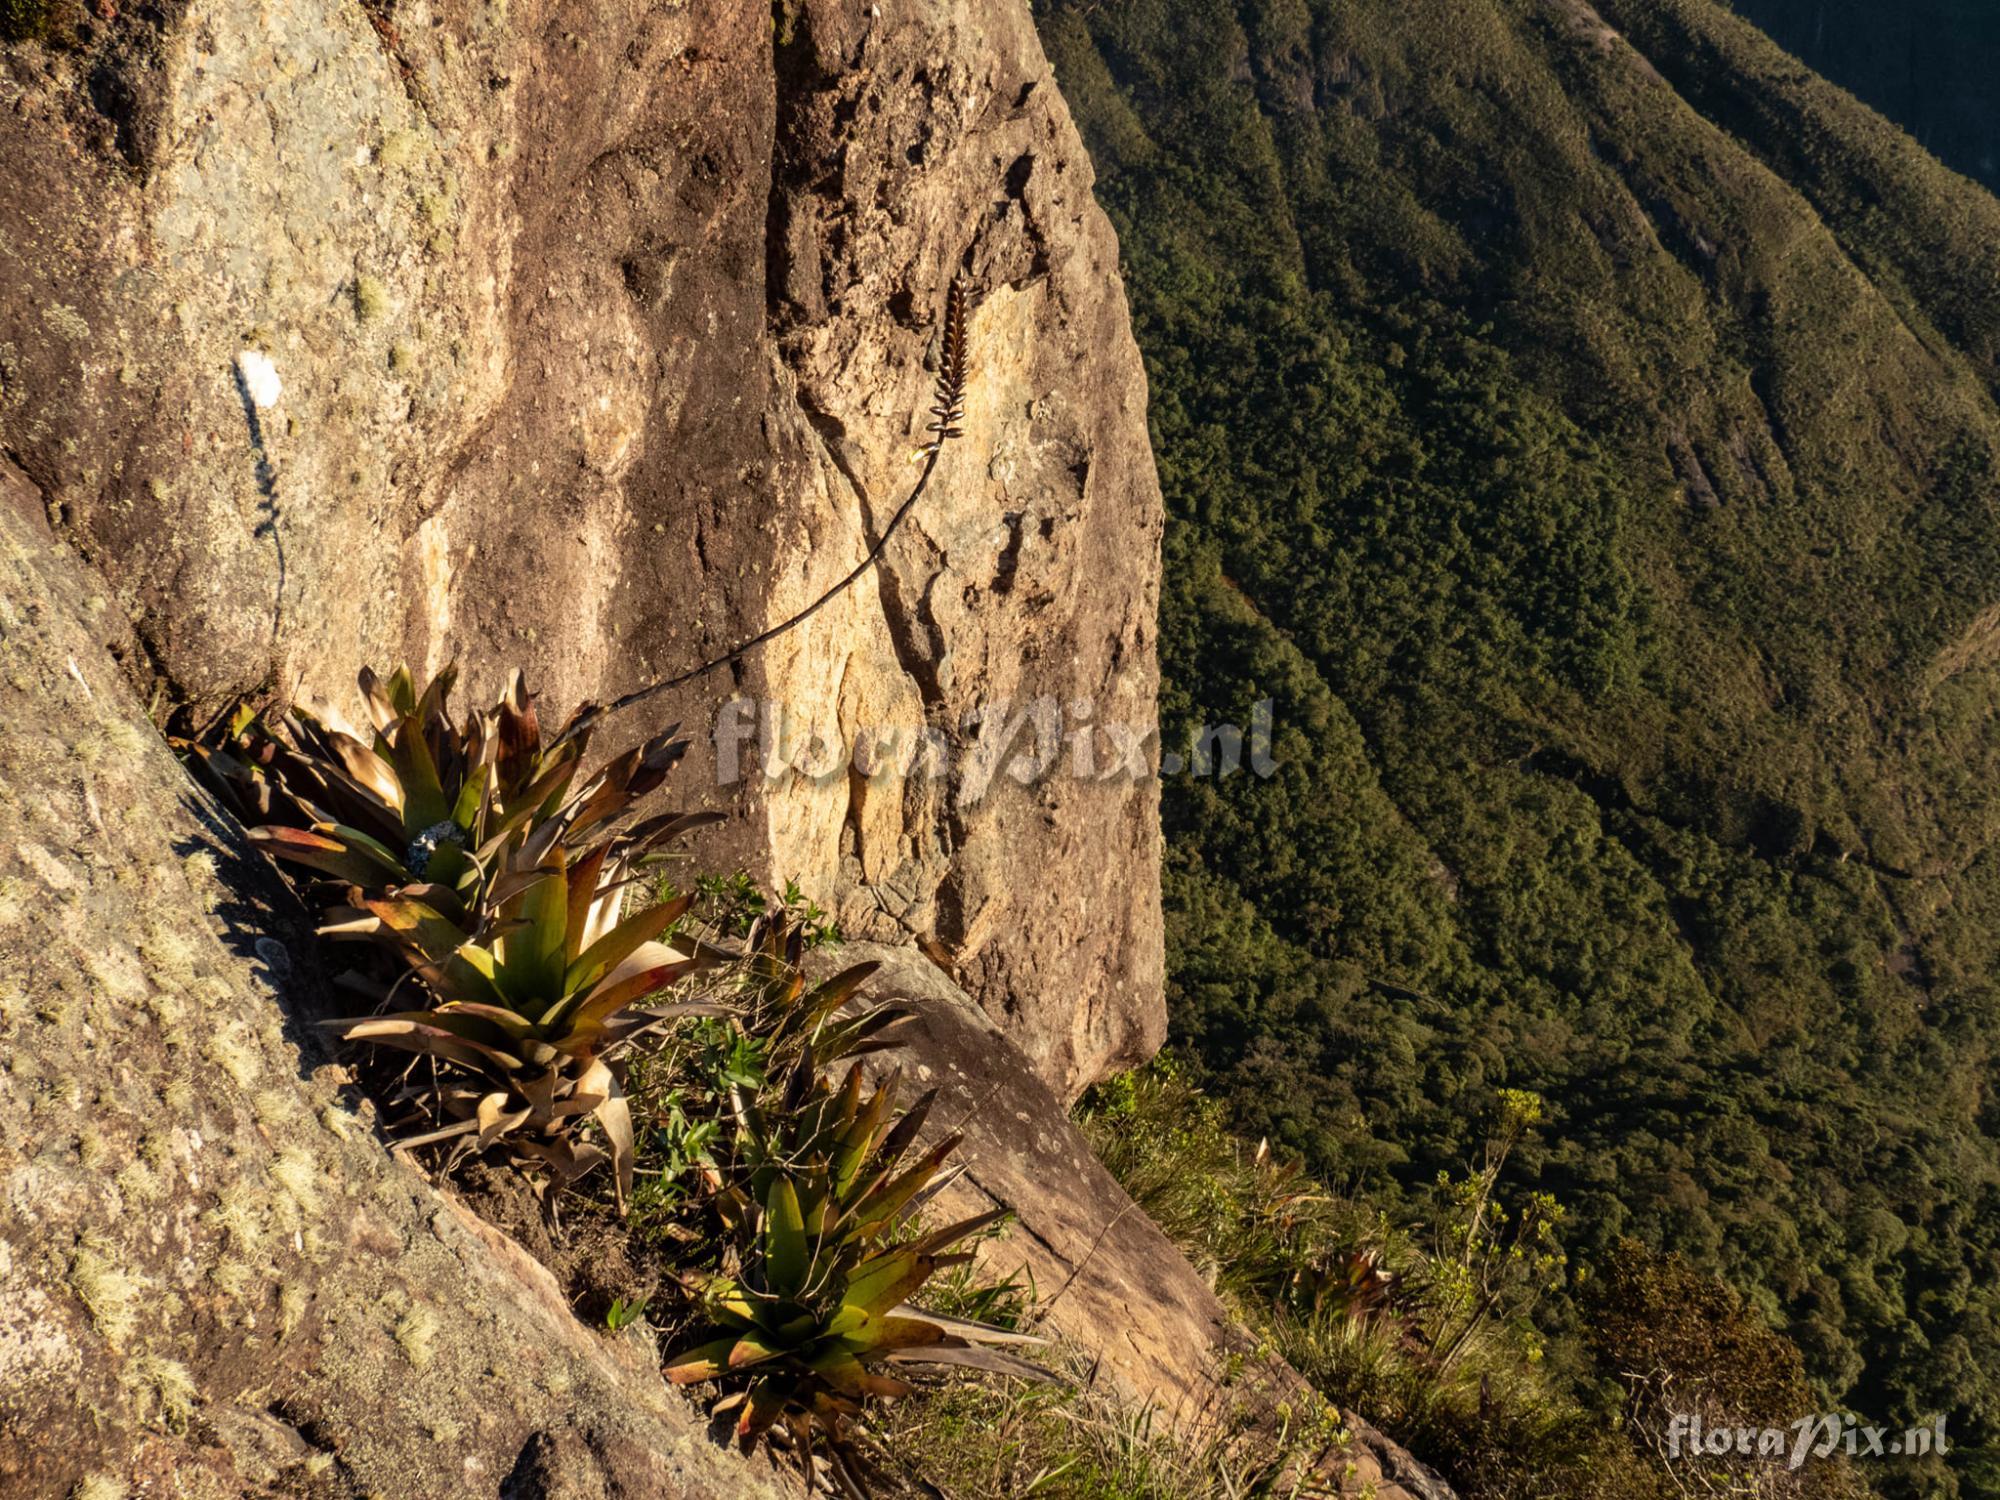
left=68, top=727, right=108, bottom=766
left=114, top=1160, right=162, bottom=1206
left=208, top=1180, right=270, bottom=1253
left=279, top=1282, right=307, bottom=1341
left=206, top=1021, right=263, bottom=1089
left=69, top=1241, right=143, bottom=1349
left=0, top=1277, right=81, bottom=1391
left=394, top=1305, right=438, bottom=1370
left=142, top=982, right=188, bottom=1038
left=76, top=1127, right=112, bottom=1173
left=69, top=1476, right=127, bottom=1500
left=42, top=304, right=89, bottom=343
left=40, top=1068, right=83, bottom=1107
left=376, top=128, right=424, bottom=171
left=269, top=1148, right=320, bottom=1215
left=209, top=1257, right=254, bottom=1300
left=14, top=841, right=78, bottom=892
left=104, top=720, right=149, bottom=758
left=83, top=944, right=151, bottom=1024
left=131, top=1354, right=197, bottom=1433
left=137, top=919, right=203, bottom=991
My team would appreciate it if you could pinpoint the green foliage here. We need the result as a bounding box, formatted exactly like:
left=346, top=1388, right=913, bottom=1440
left=877, top=1342, right=1293, bottom=1500
left=1725, top=0, right=2000, bottom=198
left=1083, top=1064, right=1873, bottom=1497
left=674, top=869, right=841, bottom=949
left=1035, top=2, right=2000, bottom=1485
left=604, top=1295, right=650, bottom=1333
left=1425, top=1089, right=1567, bottom=1378
left=190, top=667, right=1038, bottom=1478
left=1587, top=1238, right=1872, bottom=1499
left=1081, top=1056, right=1382, bottom=1314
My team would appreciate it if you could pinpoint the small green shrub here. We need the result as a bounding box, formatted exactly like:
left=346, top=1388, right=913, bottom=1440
left=656, top=868, right=840, bottom=952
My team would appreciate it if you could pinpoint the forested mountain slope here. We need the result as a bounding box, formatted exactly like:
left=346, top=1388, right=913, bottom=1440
left=1032, top=0, right=2000, bottom=1491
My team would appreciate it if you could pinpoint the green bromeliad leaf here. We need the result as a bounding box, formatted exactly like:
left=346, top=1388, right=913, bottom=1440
left=764, top=1176, right=810, bottom=1300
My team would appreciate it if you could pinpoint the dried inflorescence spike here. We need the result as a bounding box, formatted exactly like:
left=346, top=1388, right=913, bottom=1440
left=550, top=270, right=983, bottom=751
left=926, top=275, right=972, bottom=451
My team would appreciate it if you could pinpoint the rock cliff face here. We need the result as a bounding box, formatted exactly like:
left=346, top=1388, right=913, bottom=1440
left=0, top=0, right=1164, bottom=1097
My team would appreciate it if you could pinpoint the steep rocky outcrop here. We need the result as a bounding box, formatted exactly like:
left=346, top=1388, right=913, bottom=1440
left=826, top=944, right=1456, bottom=1500
left=0, top=0, right=1163, bottom=1097
left=0, top=448, right=1440, bottom=1492
left=0, top=475, right=794, bottom=1499
left=0, top=3, right=1259, bottom=1492
left=0, top=448, right=1444, bottom=1500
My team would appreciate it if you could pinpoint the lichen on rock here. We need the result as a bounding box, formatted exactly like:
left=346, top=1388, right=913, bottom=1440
left=0, top=470, right=786, bottom=1498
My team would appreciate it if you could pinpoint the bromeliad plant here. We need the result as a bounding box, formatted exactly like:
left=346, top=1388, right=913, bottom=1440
left=186, top=663, right=686, bottom=901
left=183, top=665, right=727, bottom=1202
left=659, top=913, right=1055, bottom=1493
left=666, top=1072, right=1055, bottom=1493
left=321, top=810, right=727, bottom=1204
left=177, top=274, right=981, bottom=1212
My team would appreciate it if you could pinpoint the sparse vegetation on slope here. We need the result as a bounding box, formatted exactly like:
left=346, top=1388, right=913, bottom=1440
left=1724, top=0, right=2000, bottom=198
left=1082, top=1061, right=1872, bottom=1500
